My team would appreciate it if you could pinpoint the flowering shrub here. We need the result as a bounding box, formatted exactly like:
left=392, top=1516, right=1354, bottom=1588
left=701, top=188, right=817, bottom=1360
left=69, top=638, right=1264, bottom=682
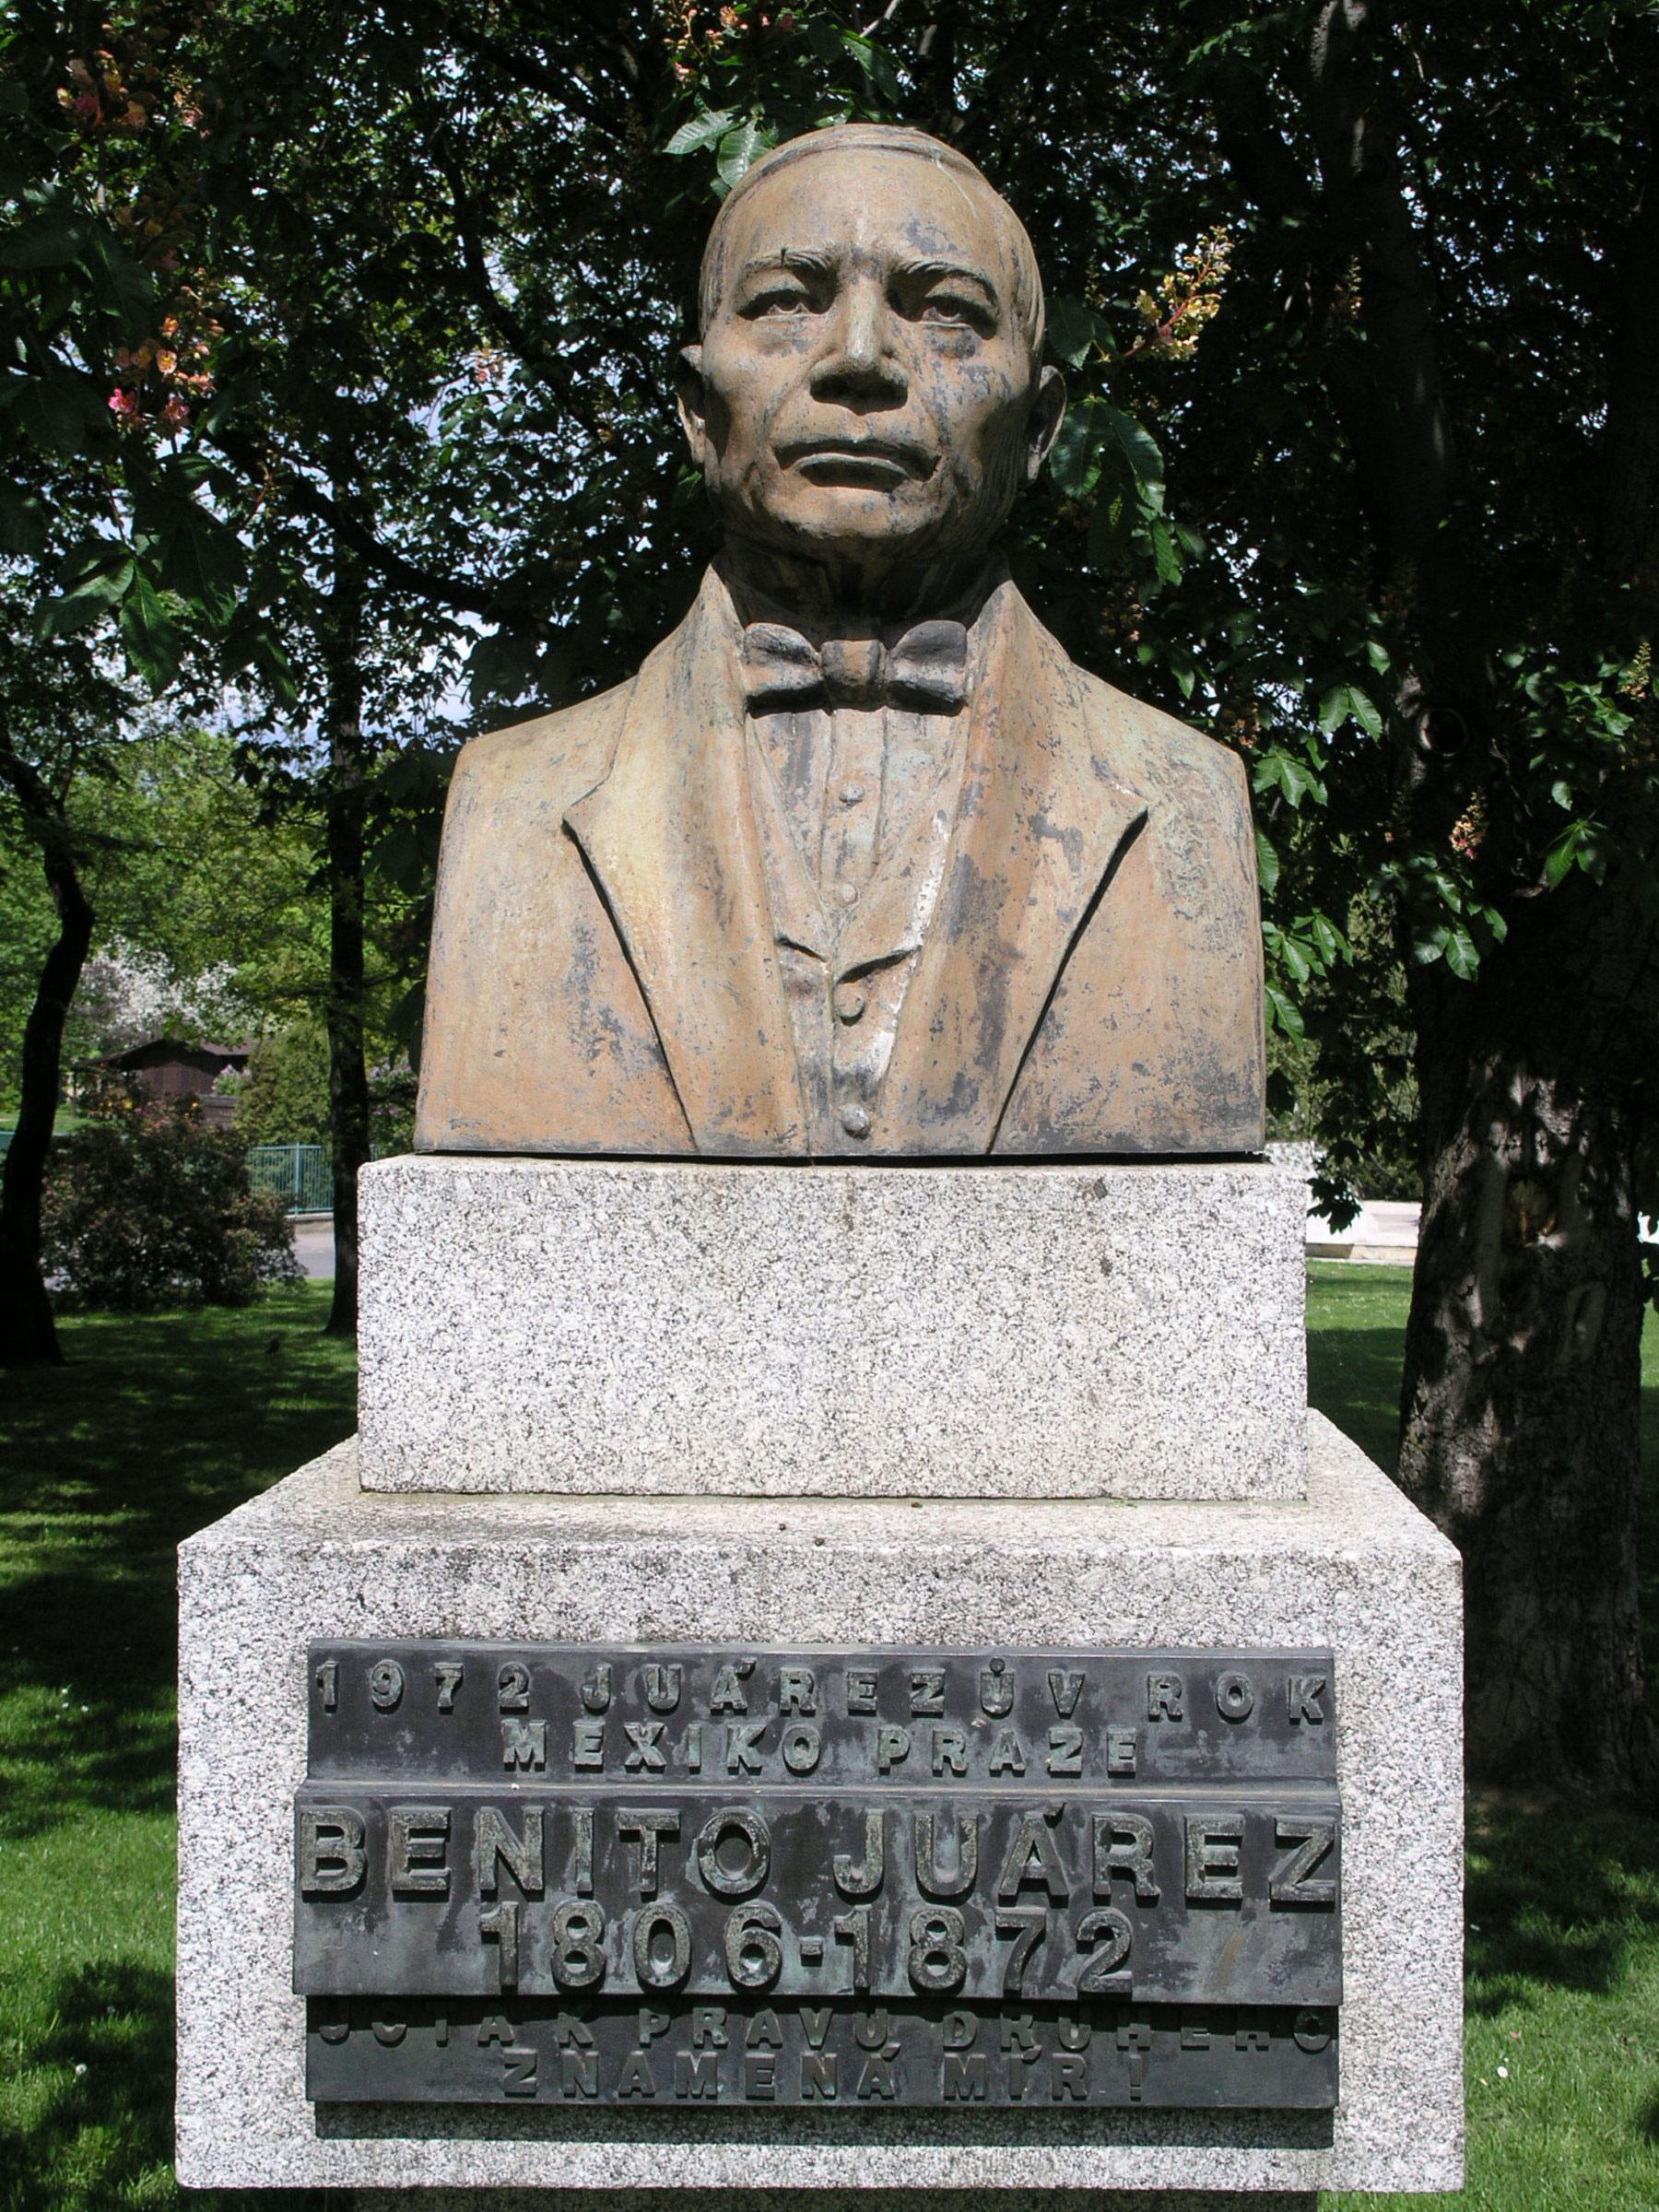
left=43, top=1098, right=299, bottom=1310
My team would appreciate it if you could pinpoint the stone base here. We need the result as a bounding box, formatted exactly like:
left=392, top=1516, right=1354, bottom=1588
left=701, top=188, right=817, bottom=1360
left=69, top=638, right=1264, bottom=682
left=177, top=1414, right=1462, bottom=2195
left=350, top=2192, right=1320, bottom=2210
left=357, top=1157, right=1307, bottom=1500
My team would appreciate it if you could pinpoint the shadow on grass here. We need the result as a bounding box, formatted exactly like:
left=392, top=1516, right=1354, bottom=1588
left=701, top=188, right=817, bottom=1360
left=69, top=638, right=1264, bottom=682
left=0, top=1286, right=354, bottom=1841
left=1303, top=1263, right=1413, bottom=1471
left=1465, top=1795, right=1659, bottom=2014
left=1303, top=1324, right=1405, bottom=1471
left=0, top=1956, right=347, bottom=2212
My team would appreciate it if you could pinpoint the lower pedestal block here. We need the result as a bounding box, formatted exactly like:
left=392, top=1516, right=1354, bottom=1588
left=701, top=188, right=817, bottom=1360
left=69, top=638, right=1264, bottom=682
left=177, top=1413, right=1461, bottom=2197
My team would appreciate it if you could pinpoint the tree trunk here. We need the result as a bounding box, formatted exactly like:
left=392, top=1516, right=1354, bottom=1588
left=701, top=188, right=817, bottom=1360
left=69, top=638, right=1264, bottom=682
left=1260, top=0, right=1659, bottom=1798
left=322, top=546, right=371, bottom=1339
left=1399, top=879, right=1659, bottom=1794
left=0, top=747, right=94, bottom=1368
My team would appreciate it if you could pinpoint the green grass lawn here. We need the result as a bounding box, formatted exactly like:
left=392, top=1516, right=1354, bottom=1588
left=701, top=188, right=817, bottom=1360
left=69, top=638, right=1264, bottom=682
left=1307, top=1265, right=1659, bottom=2211
left=0, top=1268, right=1655, bottom=2208
left=0, top=1287, right=354, bottom=2212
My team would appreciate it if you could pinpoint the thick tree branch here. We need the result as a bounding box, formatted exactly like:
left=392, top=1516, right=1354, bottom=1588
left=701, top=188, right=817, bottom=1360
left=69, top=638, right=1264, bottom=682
left=1596, top=123, right=1659, bottom=617
left=213, top=426, right=541, bottom=624
left=1301, top=0, right=1456, bottom=586
left=914, top=2, right=961, bottom=135
left=426, top=122, right=558, bottom=371
left=428, top=7, right=613, bottom=132
left=0, top=712, right=95, bottom=1367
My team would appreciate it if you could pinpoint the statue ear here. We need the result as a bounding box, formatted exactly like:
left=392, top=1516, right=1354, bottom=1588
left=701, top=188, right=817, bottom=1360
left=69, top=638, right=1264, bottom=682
left=1025, top=365, right=1065, bottom=485
left=676, top=344, right=710, bottom=465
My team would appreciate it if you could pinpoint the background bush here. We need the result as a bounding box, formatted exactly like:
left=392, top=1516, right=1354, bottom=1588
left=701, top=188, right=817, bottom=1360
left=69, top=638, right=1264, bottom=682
left=42, top=1099, right=299, bottom=1310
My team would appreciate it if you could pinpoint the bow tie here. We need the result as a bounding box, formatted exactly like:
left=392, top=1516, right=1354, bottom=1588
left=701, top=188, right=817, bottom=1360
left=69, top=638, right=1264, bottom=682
left=739, top=619, right=970, bottom=715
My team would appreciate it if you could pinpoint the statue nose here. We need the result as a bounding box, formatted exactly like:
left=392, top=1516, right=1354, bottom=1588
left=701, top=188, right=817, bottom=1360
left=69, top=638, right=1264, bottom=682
left=810, top=286, right=907, bottom=406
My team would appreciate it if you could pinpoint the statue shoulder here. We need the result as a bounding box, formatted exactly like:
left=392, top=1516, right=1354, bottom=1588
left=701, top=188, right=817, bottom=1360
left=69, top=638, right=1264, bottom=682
left=446, top=676, right=637, bottom=821
left=1070, top=664, right=1253, bottom=828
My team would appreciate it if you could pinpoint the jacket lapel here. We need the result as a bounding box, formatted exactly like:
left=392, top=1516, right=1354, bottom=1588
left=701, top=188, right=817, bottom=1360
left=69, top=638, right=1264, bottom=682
left=564, top=572, right=806, bottom=1154
left=877, top=585, right=1149, bottom=1152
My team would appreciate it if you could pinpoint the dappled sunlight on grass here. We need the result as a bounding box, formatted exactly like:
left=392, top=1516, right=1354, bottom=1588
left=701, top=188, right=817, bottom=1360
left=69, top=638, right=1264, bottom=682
left=0, top=1284, right=351, bottom=2210
left=1308, top=1269, right=1659, bottom=2212
left=1327, top=1800, right=1659, bottom=2211
left=0, top=1286, right=354, bottom=1847
left=0, top=1274, right=1656, bottom=2206
left=1303, top=1259, right=1414, bottom=1471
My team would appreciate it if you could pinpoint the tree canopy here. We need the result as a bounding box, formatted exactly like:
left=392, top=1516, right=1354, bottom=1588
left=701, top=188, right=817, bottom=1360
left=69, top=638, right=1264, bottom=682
left=4, top=0, right=1656, bottom=1785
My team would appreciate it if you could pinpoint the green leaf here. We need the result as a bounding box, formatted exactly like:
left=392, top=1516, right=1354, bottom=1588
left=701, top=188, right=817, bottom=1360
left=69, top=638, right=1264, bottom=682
left=158, top=505, right=248, bottom=613
left=1442, top=926, right=1479, bottom=981
left=1048, top=406, right=1103, bottom=499
left=1277, top=935, right=1312, bottom=985
left=1543, top=828, right=1582, bottom=889
left=36, top=538, right=135, bottom=641
left=665, top=108, right=735, bottom=156
left=1304, top=912, right=1346, bottom=965
left=33, top=592, right=103, bottom=642
left=1265, top=982, right=1304, bottom=1040
left=715, top=117, right=776, bottom=191
left=5, top=373, right=101, bottom=455
left=1098, top=404, right=1164, bottom=488
left=117, top=571, right=182, bottom=691
left=226, top=624, right=299, bottom=713
left=1253, top=749, right=1321, bottom=807
left=0, top=208, right=91, bottom=269
left=1086, top=488, right=1131, bottom=565
left=1254, top=830, right=1280, bottom=897
left=840, top=30, right=902, bottom=99
left=57, top=540, right=136, bottom=606
left=84, top=229, right=154, bottom=330
left=1347, top=687, right=1382, bottom=739
left=1148, top=516, right=1182, bottom=586
left=1317, top=686, right=1348, bottom=733
left=0, top=491, right=47, bottom=558
left=1047, top=296, right=1103, bottom=369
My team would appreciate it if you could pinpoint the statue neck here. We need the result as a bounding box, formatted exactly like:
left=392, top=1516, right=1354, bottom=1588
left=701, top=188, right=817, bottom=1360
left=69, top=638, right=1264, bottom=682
left=717, top=538, right=999, bottom=647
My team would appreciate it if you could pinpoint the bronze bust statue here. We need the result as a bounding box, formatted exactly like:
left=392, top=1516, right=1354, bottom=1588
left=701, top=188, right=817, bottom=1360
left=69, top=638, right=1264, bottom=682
left=415, top=124, right=1264, bottom=1158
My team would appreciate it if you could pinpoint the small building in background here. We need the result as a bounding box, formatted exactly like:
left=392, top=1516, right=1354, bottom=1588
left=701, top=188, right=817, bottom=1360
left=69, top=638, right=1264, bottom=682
left=74, top=1037, right=253, bottom=1128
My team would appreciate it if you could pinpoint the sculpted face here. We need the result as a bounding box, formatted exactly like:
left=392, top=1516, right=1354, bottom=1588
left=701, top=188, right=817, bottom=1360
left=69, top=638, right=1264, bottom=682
left=679, top=143, right=1064, bottom=614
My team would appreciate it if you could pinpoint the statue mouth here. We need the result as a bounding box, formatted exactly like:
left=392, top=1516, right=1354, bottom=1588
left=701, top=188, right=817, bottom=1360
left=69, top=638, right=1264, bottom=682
left=779, top=437, right=932, bottom=489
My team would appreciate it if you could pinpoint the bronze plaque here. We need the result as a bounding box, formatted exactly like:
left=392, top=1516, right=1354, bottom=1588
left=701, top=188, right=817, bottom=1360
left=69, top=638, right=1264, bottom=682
left=297, top=1641, right=1340, bottom=2109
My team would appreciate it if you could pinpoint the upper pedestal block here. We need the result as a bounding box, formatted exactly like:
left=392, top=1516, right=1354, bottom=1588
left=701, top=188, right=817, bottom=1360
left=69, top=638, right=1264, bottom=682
left=358, top=1156, right=1306, bottom=1500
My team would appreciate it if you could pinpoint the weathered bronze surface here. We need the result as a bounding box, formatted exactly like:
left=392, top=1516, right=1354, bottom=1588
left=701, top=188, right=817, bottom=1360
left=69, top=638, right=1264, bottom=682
left=306, top=1996, right=1337, bottom=2109
left=297, top=1641, right=1340, bottom=2109
left=415, top=125, right=1264, bottom=1159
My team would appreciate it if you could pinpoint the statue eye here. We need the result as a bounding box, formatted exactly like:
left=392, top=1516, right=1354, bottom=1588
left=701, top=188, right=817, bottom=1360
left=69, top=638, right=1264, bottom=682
left=914, top=291, right=993, bottom=335
left=746, top=285, right=815, bottom=318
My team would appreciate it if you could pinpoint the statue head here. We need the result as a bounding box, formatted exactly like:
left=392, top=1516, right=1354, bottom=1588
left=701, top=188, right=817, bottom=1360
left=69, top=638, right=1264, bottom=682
left=677, top=124, right=1065, bottom=624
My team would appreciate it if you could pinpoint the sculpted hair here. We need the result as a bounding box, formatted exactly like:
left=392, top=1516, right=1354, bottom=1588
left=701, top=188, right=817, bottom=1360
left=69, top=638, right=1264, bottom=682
left=698, top=124, right=1046, bottom=368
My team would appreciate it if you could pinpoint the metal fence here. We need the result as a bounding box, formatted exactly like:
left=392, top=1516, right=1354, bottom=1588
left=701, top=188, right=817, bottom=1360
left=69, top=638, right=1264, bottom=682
left=248, top=1143, right=333, bottom=1216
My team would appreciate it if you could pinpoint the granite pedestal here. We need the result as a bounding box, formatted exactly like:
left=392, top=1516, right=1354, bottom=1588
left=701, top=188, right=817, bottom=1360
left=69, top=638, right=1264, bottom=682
left=357, top=1158, right=1308, bottom=1500
left=176, top=1428, right=1462, bottom=2198
left=178, top=1155, right=1462, bottom=2204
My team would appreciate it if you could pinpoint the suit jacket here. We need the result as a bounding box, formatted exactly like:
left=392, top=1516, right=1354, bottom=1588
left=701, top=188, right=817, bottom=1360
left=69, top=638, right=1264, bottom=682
left=414, top=568, right=1265, bottom=1157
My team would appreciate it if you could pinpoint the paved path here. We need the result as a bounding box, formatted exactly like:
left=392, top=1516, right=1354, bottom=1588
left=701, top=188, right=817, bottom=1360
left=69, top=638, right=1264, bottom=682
left=292, top=1217, right=335, bottom=1280
left=1307, top=1197, right=1420, bottom=1265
